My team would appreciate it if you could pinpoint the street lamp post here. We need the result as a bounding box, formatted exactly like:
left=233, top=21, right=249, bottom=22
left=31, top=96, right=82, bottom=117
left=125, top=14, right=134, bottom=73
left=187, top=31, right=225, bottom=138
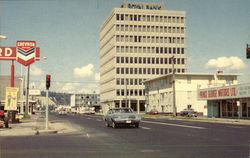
left=171, top=56, right=177, bottom=117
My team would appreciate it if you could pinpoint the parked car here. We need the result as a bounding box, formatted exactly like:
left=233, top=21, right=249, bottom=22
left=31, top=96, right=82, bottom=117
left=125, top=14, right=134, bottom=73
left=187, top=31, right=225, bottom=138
left=180, top=109, right=198, bottom=117
left=104, top=107, right=141, bottom=128
left=0, top=110, right=8, bottom=128
left=147, top=109, right=159, bottom=115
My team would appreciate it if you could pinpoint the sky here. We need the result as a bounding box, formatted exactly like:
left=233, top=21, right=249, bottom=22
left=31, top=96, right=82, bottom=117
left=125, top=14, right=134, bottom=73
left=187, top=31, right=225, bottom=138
left=0, top=0, right=250, bottom=94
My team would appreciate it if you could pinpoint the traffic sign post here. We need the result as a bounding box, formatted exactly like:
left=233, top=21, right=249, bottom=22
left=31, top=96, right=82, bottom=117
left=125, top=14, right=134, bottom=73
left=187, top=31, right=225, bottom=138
left=45, top=75, right=51, bottom=130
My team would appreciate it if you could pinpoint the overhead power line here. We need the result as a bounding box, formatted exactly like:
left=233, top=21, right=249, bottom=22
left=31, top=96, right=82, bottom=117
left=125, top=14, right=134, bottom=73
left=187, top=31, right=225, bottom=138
left=30, top=80, right=100, bottom=84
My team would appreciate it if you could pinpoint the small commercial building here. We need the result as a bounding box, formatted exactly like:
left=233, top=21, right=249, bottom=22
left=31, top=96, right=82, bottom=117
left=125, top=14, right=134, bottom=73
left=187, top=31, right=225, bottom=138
left=70, top=93, right=100, bottom=112
left=198, top=83, right=250, bottom=118
left=144, top=73, right=239, bottom=116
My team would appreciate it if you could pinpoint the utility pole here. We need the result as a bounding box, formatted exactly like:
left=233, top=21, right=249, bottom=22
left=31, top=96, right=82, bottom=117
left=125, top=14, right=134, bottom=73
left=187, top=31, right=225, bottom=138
left=125, top=78, right=128, bottom=107
left=24, top=65, right=30, bottom=118
left=171, top=56, right=177, bottom=116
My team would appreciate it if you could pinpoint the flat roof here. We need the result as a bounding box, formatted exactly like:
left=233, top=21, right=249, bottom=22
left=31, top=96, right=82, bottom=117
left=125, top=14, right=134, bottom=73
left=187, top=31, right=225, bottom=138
left=144, top=72, right=240, bottom=83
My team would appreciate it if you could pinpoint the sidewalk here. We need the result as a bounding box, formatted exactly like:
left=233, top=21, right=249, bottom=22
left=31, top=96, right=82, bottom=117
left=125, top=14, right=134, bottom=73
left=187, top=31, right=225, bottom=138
left=142, top=114, right=250, bottom=125
left=0, top=113, right=80, bottom=136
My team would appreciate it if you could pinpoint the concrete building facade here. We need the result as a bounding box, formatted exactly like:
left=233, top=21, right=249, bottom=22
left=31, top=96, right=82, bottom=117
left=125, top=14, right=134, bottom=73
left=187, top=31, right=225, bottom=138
left=144, top=73, right=239, bottom=116
left=100, top=2, right=187, bottom=114
left=70, top=93, right=100, bottom=107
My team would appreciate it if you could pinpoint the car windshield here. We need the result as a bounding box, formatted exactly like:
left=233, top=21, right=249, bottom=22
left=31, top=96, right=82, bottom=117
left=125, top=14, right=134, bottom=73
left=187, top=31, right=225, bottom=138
left=112, top=108, right=133, bottom=113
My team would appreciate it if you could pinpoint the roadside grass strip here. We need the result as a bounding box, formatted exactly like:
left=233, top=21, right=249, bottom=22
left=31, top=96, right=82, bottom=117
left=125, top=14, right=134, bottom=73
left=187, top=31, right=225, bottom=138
left=142, top=120, right=206, bottom=129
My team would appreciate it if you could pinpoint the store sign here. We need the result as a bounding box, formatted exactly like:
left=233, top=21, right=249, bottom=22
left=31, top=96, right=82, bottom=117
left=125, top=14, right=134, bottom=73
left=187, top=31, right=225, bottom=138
left=0, top=47, right=16, bottom=60
left=5, top=87, right=19, bottom=110
left=0, top=47, right=40, bottom=61
left=29, top=89, right=41, bottom=96
left=237, top=84, right=250, bottom=97
left=198, top=87, right=237, bottom=100
left=198, top=83, right=250, bottom=100
left=16, top=41, right=36, bottom=66
left=0, top=41, right=40, bottom=65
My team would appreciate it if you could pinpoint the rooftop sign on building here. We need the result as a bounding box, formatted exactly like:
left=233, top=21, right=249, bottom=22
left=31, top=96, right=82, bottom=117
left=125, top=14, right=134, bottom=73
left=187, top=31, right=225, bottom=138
left=121, top=2, right=164, bottom=10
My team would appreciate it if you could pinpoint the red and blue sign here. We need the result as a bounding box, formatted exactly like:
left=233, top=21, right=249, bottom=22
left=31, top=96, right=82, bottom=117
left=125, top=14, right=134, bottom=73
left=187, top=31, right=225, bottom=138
left=0, top=40, right=40, bottom=66
left=16, top=41, right=37, bottom=66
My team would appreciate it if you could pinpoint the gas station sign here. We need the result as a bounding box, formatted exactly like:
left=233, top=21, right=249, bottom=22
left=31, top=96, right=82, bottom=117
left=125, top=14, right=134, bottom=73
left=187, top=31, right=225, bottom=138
left=0, top=46, right=40, bottom=62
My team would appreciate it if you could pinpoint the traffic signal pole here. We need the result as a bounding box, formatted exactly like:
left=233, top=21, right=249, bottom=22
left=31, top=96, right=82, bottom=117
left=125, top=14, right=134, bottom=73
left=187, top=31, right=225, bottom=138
left=45, top=89, right=49, bottom=130
left=45, top=75, right=51, bottom=130
left=247, top=44, right=250, bottom=59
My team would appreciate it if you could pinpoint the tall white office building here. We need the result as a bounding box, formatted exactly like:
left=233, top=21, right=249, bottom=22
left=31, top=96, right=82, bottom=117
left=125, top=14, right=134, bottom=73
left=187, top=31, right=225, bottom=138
left=100, top=2, right=186, bottom=113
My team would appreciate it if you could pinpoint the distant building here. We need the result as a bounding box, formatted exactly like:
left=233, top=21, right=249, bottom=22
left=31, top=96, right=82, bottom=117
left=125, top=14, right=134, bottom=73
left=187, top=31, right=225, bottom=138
left=144, top=73, right=239, bottom=116
left=70, top=93, right=100, bottom=111
left=100, top=1, right=187, bottom=114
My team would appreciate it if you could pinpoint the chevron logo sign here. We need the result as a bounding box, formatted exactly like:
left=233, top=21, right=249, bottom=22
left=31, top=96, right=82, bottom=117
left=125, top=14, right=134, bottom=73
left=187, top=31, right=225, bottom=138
left=16, top=41, right=37, bottom=66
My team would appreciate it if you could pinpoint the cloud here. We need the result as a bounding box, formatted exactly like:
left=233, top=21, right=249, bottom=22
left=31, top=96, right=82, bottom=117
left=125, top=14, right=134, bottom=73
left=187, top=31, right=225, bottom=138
left=30, top=65, right=43, bottom=76
left=95, top=72, right=100, bottom=81
left=74, top=64, right=94, bottom=78
left=61, top=83, right=80, bottom=93
left=205, top=56, right=246, bottom=71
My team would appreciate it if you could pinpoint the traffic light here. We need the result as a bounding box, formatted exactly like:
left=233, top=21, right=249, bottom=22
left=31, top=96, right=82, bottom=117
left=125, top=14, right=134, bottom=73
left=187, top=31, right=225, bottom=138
left=247, top=44, right=250, bottom=59
left=46, top=75, right=51, bottom=90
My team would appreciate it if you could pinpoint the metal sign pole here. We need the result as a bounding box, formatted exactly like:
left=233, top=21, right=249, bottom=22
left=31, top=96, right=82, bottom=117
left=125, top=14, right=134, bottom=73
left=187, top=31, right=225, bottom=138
left=24, top=65, right=30, bottom=118
left=45, top=89, right=49, bottom=130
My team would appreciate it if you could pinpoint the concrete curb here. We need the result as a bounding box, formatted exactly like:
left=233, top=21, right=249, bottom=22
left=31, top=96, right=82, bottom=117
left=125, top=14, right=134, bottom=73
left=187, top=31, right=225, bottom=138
left=36, top=129, right=58, bottom=135
left=142, top=115, right=250, bottom=125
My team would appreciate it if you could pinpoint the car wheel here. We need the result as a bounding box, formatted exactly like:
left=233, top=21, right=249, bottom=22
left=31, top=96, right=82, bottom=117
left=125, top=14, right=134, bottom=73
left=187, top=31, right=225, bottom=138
left=134, top=123, right=139, bottom=128
left=111, top=121, right=116, bottom=128
left=105, top=120, right=110, bottom=127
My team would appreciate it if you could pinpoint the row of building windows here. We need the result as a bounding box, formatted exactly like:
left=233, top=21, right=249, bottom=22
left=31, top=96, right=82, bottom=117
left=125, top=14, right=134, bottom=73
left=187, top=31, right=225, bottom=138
left=116, top=35, right=185, bottom=44
left=116, top=57, right=185, bottom=65
left=116, top=89, right=145, bottom=96
left=116, top=46, right=185, bottom=54
left=116, top=78, right=146, bottom=85
left=116, top=67, right=185, bottom=75
left=116, top=14, right=184, bottom=23
left=116, top=24, right=185, bottom=34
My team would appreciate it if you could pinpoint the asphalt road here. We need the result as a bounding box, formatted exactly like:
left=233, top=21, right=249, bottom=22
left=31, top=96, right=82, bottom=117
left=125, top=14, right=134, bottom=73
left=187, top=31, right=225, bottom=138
left=0, top=113, right=250, bottom=158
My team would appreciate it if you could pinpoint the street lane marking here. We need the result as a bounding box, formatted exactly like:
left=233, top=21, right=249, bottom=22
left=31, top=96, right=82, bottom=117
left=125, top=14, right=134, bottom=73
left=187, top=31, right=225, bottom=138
left=227, top=126, right=244, bottom=129
left=96, top=119, right=103, bottom=122
left=141, top=126, right=151, bottom=130
left=142, top=120, right=206, bottom=129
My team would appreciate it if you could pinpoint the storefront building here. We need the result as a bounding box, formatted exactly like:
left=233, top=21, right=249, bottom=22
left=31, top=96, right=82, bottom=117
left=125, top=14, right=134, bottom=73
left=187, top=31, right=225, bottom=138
left=198, top=83, right=250, bottom=118
left=144, top=73, right=239, bottom=116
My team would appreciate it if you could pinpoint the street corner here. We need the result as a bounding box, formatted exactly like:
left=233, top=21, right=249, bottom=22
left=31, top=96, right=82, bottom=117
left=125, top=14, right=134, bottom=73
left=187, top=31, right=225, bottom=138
left=0, top=126, right=38, bottom=136
left=47, top=119, right=84, bottom=134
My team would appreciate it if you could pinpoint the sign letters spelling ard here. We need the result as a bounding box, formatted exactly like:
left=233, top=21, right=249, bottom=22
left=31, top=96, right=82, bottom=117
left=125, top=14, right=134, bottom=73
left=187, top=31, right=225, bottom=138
left=0, top=41, right=40, bottom=66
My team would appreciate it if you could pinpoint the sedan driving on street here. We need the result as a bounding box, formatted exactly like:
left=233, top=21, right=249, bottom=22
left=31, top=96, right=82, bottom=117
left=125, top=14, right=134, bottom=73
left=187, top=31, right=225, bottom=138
left=104, top=108, right=141, bottom=128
